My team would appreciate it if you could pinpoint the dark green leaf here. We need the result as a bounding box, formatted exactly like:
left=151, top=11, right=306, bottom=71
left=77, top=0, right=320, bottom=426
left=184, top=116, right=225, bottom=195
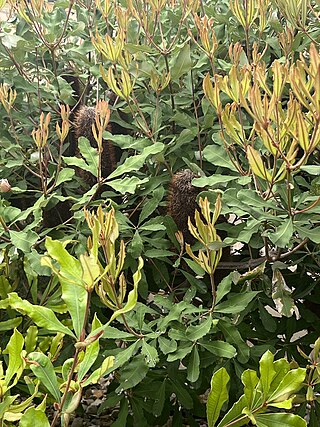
left=116, top=354, right=149, bottom=392
left=215, top=292, right=260, bottom=314
left=187, top=345, right=200, bottom=383
left=171, top=43, right=192, bottom=80
left=186, top=316, right=212, bottom=341
left=200, top=340, right=237, bottom=359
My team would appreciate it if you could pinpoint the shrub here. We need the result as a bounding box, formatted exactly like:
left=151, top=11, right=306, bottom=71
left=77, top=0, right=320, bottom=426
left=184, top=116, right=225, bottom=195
left=0, top=0, right=319, bottom=425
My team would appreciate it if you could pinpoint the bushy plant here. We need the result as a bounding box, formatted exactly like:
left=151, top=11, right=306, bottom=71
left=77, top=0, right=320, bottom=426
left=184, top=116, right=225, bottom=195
left=0, top=0, right=319, bottom=425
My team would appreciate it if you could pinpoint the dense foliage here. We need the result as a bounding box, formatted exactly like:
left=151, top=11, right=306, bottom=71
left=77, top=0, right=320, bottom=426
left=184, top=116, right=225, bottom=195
left=0, top=0, right=320, bottom=425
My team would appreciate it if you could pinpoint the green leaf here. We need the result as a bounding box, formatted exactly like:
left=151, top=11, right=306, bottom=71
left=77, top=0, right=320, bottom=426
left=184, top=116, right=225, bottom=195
left=107, top=176, right=149, bottom=194
left=9, top=230, right=38, bottom=253
left=171, top=43, right=193, bottom=80
left=27, top=352, right=61, bottom=402
left=78, top=136, right=99, bottom=176
left=269, top=397, right=294, bottom=409
left=139, top=192, right=163, bottom=224
left=183, top=258, right=206, bottom=276
left=295, top=225, right=320, bottom=244
left=269, top=219, right=293, bottom=248
left=170, top=378, right=193, bottom=409
left=128, top=231, right=143, bottom=258
left=105, top=341, right=142, bottom=374
left=158, top=336, right=177, bottom=354
left=300, top=165, right=320, bottom=175
left=0, top=317, right=22, bottom=331
left=258, top=302, right=277, bottom=333
left=78, top=318, right=101, bottom=381
left=167, top=342, right=193, bottom=361
left=219, top=320, right=249, bottom=364
left=141, top=340, right=159, bottom=368
left=7, top=293, right=74, bottom=338
left=259, top=351, right=276, bottom=399
left=82, top=356, right=114, bottom=386
left=42, top=238, right=87, bottom=339
left=207, top=367, right=230, bottom=427
left=268, top=368, right=306, bottom=402
left=187, top=345, right=200, bottom=383
left=102, top=326, right=137, bottom=340
left=215, top=274, right=233, bottom=304
left=153, top=380, right=166, bottom=417
left=4, top=329, right=24, bottom=386
left=186, top=316, right=212, bottom=341
left=116, top=354, right=149, bottom=392
left=63, top=156, right=94, bottom=174
left=19, top=407, right=50, bottom=427
left=199, top=340, right=237, bottom=359
left=217, top=395, right=247, bottom=427
left=107, top=142, right=164, bottom=179
left=242, top=369, right=259, bottom=408
left=215, top=292, right=260, bottom=314
left=144, top=249, right=176, bottom=258
left=204, top=142, right=238, bottom=171
left=55, top=168, right=75, bottom=187
left=255, top=413, right=306, bottom=427
left=193, top=175, right=238, bottom=187
left=269, top=358, right=290, bottom=395
left=111, top=397, right=128, bottom=427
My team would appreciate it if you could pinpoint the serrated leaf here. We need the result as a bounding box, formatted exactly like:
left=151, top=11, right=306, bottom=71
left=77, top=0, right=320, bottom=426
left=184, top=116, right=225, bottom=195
left=107, top=142, right=164, bottom=179
left=204, top=142, right=237, bottom=171
left=158, top=336, right=177, bottom=354
left=215, top=274, right=233, bottom=304
left=116, top=354, right=149, bottom=392
left=153, top=380, right=166, bottom=416
left=4, top=329, right=24, bottom=386
left=219, top=319, right=249, bottom=364
left=186, top=316, right=212, bottom=341
left=170, top=378, right=193, bottom=409
left=171, top=44, right=192, bottom=80
left=269, top=219, right=293, bottom=248
left=167, top=342, right=193, bottom=361
left=215, top=292, right=260, bottom=314
left=9, top=230, right=38, bottom=253
left=193, top=175, right=238, bottom=187
left=141, top=340, right=159, bottom=367
left=200, top=340, right=237, bottom=359
left=78, top=136, right=99, bottom=176
left=27, top=352, right=61, bottom=402
left=7, top=293, right=74, bottom=338
left=55, top=168, right=75, bottom=187
left=107, top=177, right=149, bottom=194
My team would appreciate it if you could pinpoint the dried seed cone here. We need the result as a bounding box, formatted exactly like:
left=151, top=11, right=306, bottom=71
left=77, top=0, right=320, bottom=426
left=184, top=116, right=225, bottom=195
left=74, top=106, right=117, bottom=184
left=74, top=106, right=96, bottom=146
left=167, top=169, right=199, bottom=244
